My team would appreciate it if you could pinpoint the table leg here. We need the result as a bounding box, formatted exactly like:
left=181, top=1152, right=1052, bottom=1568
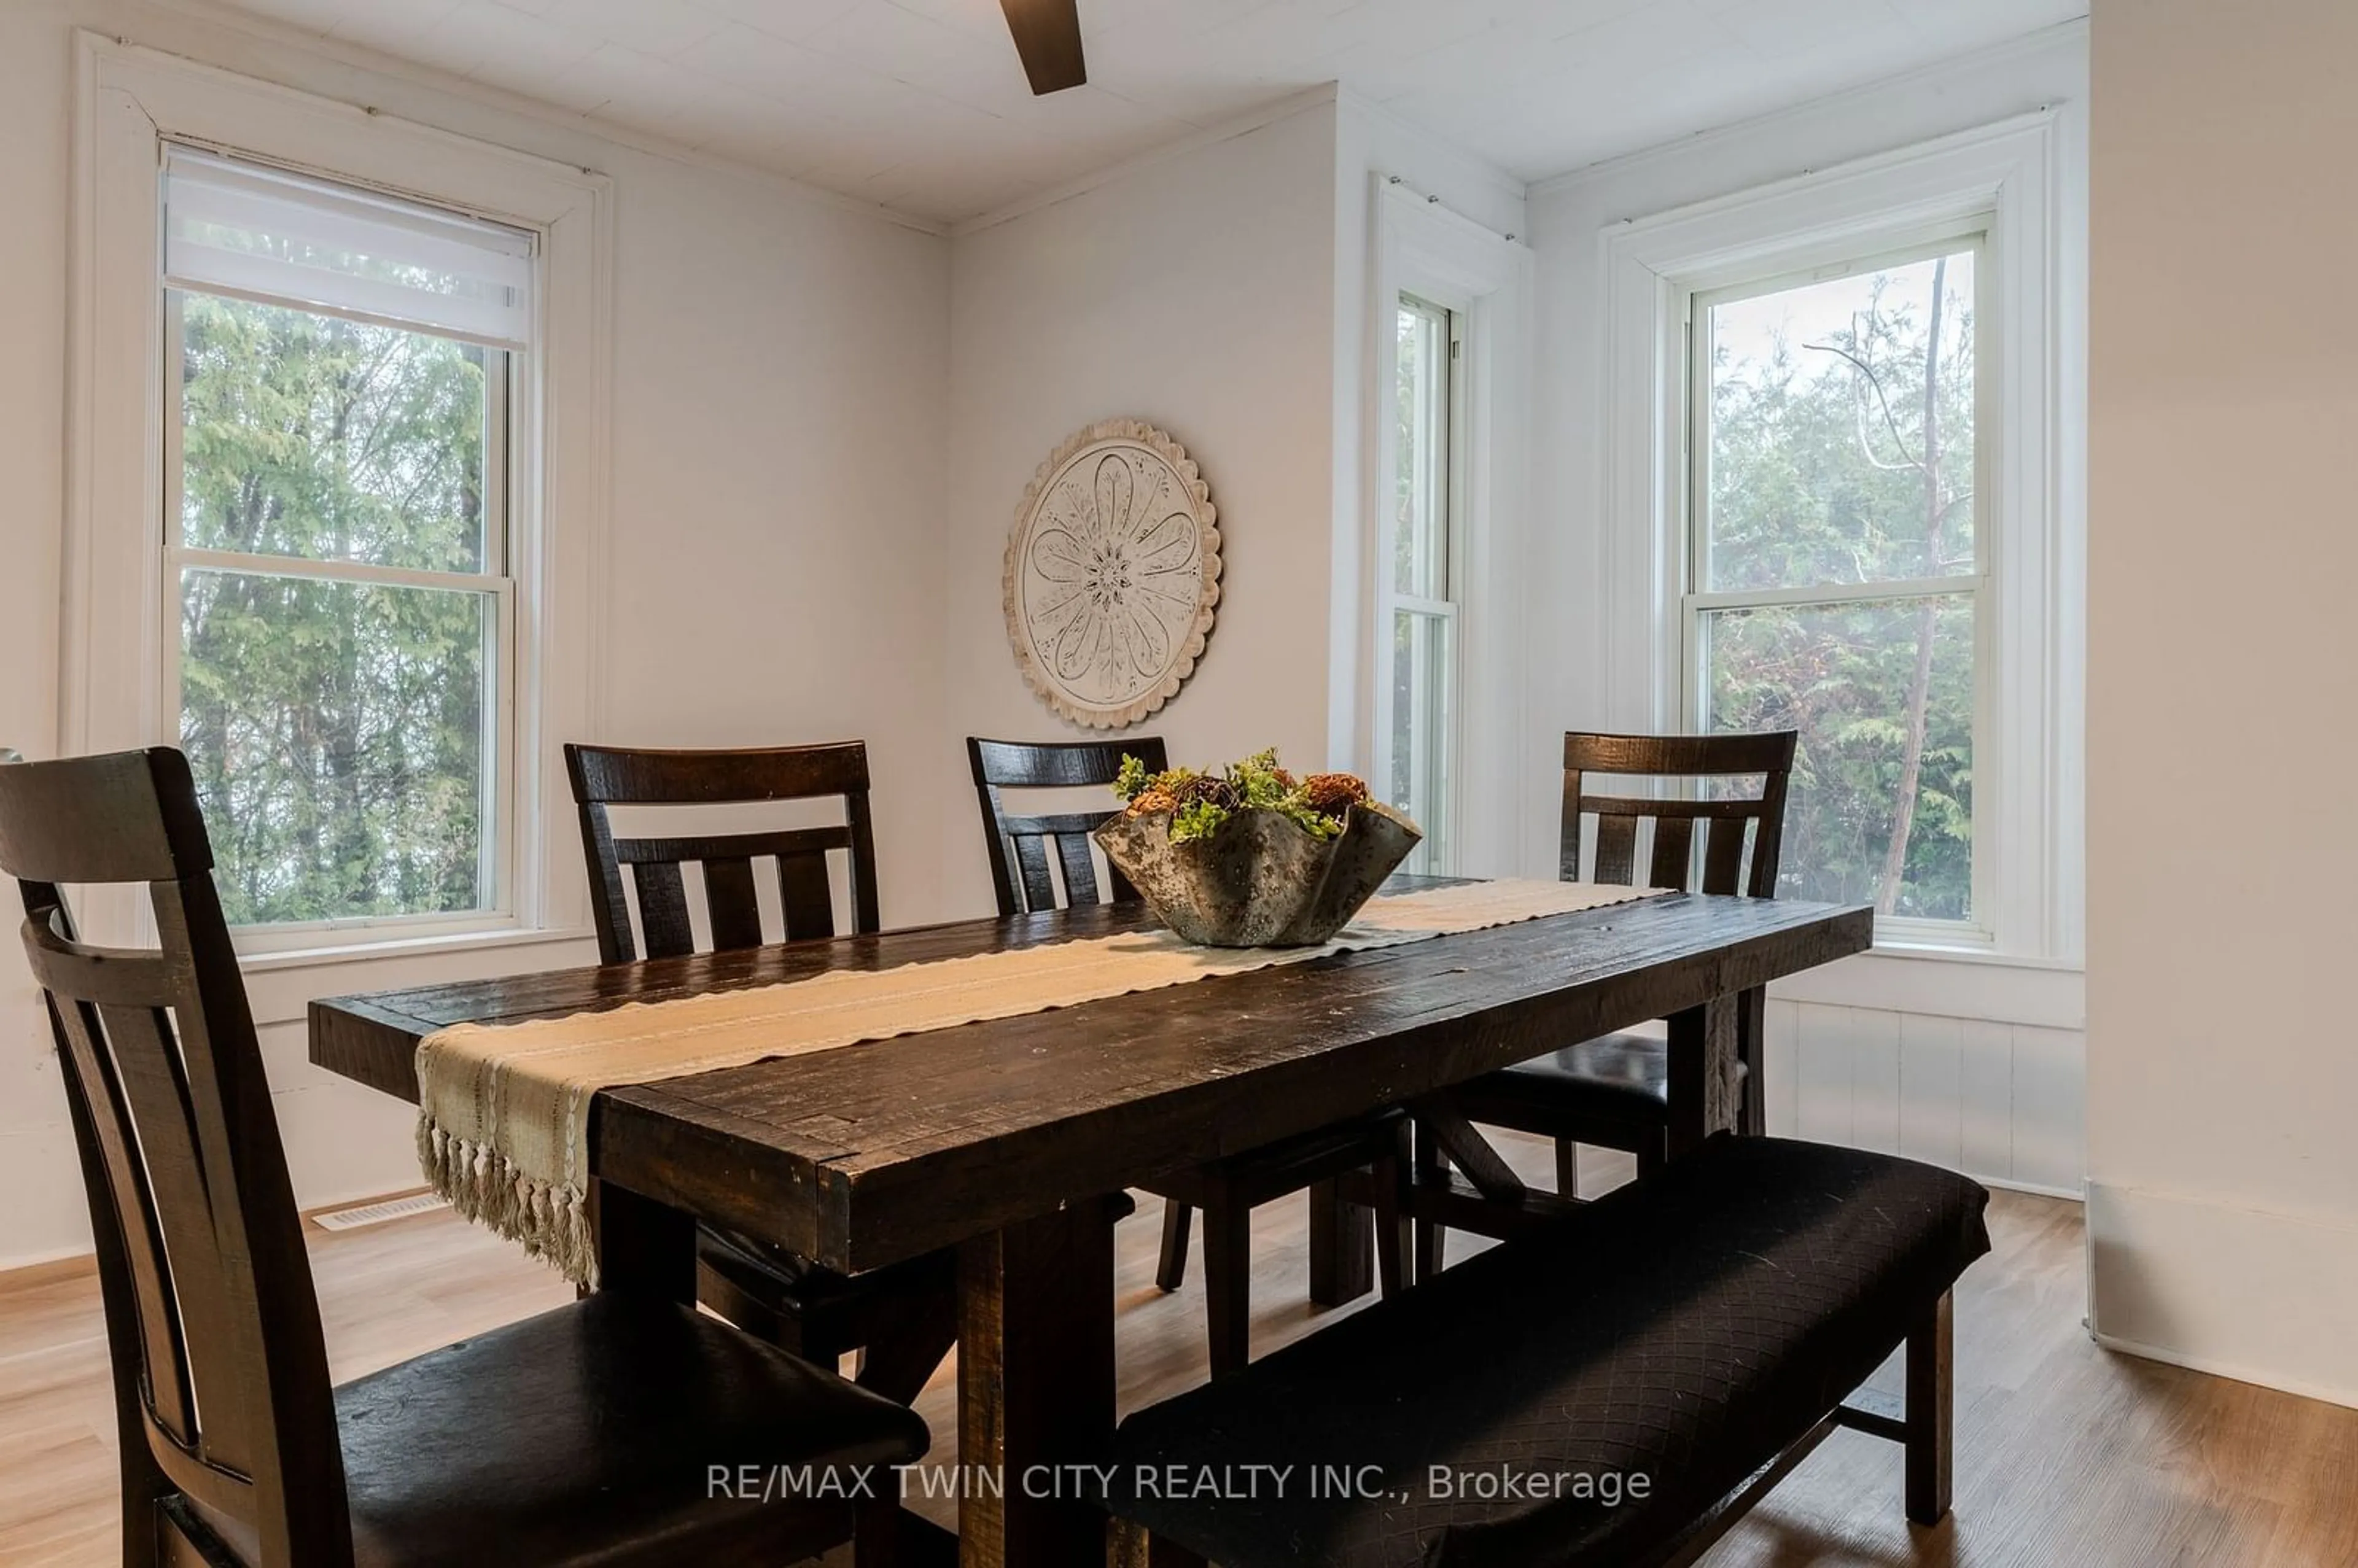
left=1305, top=1178, right=1373, bottom=1306
left=588, top=1176, right=697, bottom=1300
left=1665, top=992, right=1743, bottom=1159
left=955, top=1197, right=1119, bottom=1568
left=1737, top=984, right=1769, bottom=1136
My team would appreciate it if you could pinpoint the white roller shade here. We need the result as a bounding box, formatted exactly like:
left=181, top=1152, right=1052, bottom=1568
left=164, top=147, right=535, bottom=349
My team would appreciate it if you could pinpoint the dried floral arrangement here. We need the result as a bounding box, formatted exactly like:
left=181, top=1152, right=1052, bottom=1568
left=1112, top=748, right=1404, bottom=844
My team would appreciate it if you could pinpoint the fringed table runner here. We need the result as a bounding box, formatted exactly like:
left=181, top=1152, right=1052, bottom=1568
left=417, top=878, right=1667, bottom=1281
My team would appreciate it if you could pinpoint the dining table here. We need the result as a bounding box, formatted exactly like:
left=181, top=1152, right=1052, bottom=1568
left=310, top=879, right=1872, bottom=1567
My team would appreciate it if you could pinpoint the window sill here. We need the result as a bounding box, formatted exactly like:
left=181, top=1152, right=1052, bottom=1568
left=238, top=923, right=596, bottom=976
left=1770, top=942, right=2085, bottom=1031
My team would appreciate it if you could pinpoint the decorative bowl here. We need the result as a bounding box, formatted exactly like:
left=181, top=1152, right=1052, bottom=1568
left=1094, top=802, right=1422, bottom=947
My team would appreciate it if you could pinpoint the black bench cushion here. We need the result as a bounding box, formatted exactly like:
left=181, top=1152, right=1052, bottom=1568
left=337, top=1290, right=930, bottom=1568
left=1103, top=1137, right=1989, bottom=1568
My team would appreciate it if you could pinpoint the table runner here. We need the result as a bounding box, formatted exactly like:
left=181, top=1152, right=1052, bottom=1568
left=418, top=879, right=1667, bottom=1281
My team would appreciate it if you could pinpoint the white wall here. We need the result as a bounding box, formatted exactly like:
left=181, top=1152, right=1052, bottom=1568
left=934, top=93, right=1532, bottom=917
left=2086, top=0, right=2358, bottom=1407
left=1327, top=95, right=1528, bottom=799
left=936, top=100, right=1343, bottom=916
left=0, top=2, right=2112, bottom=1282
left=1523, top=24, right=2091, bottom=1198
left=0, top=0, right=950, bottom=1268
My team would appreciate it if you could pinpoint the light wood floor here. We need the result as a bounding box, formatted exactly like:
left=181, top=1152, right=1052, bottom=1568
left=4, top=1136, right=2353, bottom=1567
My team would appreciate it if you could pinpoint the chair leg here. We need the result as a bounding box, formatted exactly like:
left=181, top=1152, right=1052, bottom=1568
left=1905, top=1290, right=1955, bottom=1525
left=1156, top=1200, right=1193, bottom=1294
left=1372, top=1125, right=1409, bottom=1299
left=1201, top=1196, right=1251, bottom=1378
left=1553, top=1136, right=1579, bottom=1198
left=1412, top=1122, right=1447, bottom=1283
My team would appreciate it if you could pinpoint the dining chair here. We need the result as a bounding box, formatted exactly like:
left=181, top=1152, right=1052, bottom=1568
left=0, top=747, right=926, bottom=1568
left=565, top=740, right=955, bottom=1402
left=967, top=735, right=1409, bottom=1377
left=1428, top=729, right=1797, bottom=1274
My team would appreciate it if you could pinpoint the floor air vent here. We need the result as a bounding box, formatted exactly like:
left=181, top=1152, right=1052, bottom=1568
left=311, top=1191, right=449, bottom=1232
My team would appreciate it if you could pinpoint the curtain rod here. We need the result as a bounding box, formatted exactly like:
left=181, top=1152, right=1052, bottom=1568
left=1379, top=172, right=1520, bottom=246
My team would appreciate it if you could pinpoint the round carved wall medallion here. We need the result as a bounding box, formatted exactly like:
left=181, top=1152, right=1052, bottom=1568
left=1003, top=418, right=1221, bottom=730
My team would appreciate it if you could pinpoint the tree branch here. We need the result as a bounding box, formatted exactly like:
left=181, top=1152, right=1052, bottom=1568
left=1806, top=340, right=1922, bottom=470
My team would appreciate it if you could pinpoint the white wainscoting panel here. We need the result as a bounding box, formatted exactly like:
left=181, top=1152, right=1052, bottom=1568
left=1762, top=999, right=2085, bottom=1197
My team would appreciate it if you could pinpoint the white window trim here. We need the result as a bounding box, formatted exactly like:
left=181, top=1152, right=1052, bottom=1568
left=1600, top=110, right=2084, bottom=970
left=64, top=33, right=612, bottom=957
left=1364, top=177, right=1534, bottom=879
left=1386, top=289, right=1466, bottom=874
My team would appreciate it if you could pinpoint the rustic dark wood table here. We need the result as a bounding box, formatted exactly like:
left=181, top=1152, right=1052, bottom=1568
left=310, top=884, right=1871, bottom=1567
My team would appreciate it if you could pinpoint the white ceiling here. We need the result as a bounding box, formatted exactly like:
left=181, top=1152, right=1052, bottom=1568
left=205, top=0, right=2087, bottom=226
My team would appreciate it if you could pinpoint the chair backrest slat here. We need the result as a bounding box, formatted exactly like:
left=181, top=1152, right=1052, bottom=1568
left=967, top=736, right=1169, bottom=917
left=1054, top=833, right=1100, bottom=907
left=566, top=742, right=881, bottom=963
left=1702, top=813, right=1749, bottom=893
left=1593, top=812, right=1638, bottom=885
left=1011, top=833, right=1058, bottom=914
left=1647, top=815, right=1695, bottom=890
left=1561, top=730, right=1799, bottom=900
left=0, top=748, right=352, bottom=1566
left=632, top=860, right=696, bottom=959
left=42, top=980, right=198, bottom=1446
left=702, top=856, right=764, bottom=951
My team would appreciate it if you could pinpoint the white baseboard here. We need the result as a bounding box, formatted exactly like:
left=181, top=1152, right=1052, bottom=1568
left=0, top=1242, right=99, bottom=1278
left=1979, top=1174, right=2082, bottom=1202
left=2090, top=1327, right=2358, bottom=1413
left=2086, top=1180, right=2358, bottom=1411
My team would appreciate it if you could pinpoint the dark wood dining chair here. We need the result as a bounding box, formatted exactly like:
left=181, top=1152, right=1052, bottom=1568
left=967, top=735, right=1409, bottom=1376
left=1428, top=729, right=1797, bottom=1273
left=0, top=747, right=925, bottom=1568
left=969, top=734, right=1166, bottom=918
left=565, top=740, right=954, bottom=1403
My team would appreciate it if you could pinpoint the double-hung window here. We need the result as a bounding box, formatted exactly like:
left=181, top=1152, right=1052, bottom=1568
left=161, top=149, right=532, bottom=936
left=1687, top=237, right=1987, bottom=931
left=1385, top=292, right=1465, bottom=874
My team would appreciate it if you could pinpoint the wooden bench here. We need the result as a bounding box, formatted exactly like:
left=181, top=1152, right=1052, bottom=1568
left=1099, top=1136, right=1990, bottom=1567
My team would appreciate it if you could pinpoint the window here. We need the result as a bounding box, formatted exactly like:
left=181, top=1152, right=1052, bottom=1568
left=161, top=149, right=531, bottom=933
left=1686, top=239, right=1986, bottom=928
left=1386, top=292, right=1464, bottom=874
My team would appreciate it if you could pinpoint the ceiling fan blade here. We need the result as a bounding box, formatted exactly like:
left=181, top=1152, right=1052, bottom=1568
left=1000, top=0, right=1087, bottom=95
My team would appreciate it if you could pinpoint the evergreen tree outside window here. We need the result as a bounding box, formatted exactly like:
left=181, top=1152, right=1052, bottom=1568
left=1687, top=239, right=1986, bottom=928
left=161, top=149, right=531, bottom=930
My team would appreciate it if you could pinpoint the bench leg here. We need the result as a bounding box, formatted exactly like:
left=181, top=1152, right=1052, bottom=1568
left=1156, top=1200, right=1193, bottom=1293
left=1110, top=1518, right=1209, bottom=1567
left=1905, top=1290, right=1954, bottom=1526
left=853, top=1494, right=900, bottom=1568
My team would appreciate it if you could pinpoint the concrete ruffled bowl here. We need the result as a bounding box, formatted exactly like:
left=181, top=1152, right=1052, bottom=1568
left=1094, top=802, right=1422, bottom=947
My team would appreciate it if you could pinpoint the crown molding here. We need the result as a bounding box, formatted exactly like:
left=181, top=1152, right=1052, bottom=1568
left=1527, top=14, right=2088, bottom=200
left=120, top=0, right=954, bottom=236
